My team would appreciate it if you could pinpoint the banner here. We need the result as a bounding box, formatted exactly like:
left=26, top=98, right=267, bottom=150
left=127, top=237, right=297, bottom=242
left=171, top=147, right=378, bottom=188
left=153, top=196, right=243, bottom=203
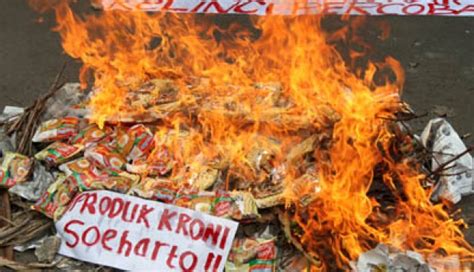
left=55, top=190, right=239, bottom=271
left=101, top=0, right=474, bottom=16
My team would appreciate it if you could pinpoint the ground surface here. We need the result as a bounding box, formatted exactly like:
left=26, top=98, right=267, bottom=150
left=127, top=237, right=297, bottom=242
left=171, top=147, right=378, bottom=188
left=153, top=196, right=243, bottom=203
left=0, top=0, right=473, bottom=255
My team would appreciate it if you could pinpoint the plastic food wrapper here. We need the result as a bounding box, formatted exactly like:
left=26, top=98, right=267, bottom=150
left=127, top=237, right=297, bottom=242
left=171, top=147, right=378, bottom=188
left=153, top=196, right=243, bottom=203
left=35, top=142, right=83, bottom=166
left=33, top=169, right=136, bottom=219
left=41, top=83, right=89, bottom=120
left=230, top=191, right=260, bottom=220
left=13, top=235, right=48, bottom=252
left=70, top=124, right=111, bottom=146
left=211, top=191, right=237, bottom=218
left=172, top=190, right=233, bottom=216
left=254, top=193, right=285, bottom=209
left=114, top=124, right=155, bottom=161
left=32, top=116, right=80, bottom=143
left=59, top=157, right=102, bottom=178
left=84, top=144, right=125, bottom=171
left=350, top=244, right=434, bottom=272
left=277, top=248, right=310, bottom=271
left=125, top=156, right=172, bottom=176
left=226, top=238, right=277, bottom=272
left=0, top=106, right=24, bottom=123
left=80, top=171, right=138, bottom=193
left=0, top=152, right=33, bottom=188
left=32, top=174, right=78, bottom=220
left=182, top=164, right=219, bottom=190
left=173, top=190, right=216, bottom=214
left=173, top=190, right=255, bottom=219
left=126, top=146, right=174, bottom=176
left=130, top=177, right=177, bottom=203
left=10, top=163, right=55, bottom=201
left=421, top=118, right=473, bottom=203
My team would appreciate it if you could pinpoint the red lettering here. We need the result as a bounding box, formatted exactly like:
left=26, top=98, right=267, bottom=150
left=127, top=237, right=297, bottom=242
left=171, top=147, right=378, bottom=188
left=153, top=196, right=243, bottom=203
left=205, top=252, right=222, bottom=272
left=429, top=4, right=457, bottom=15
left=64, top=219, right=84, bottom=248
left=376, top=4, right=403, bottom=15
left=322, top=3, right=344, bottom=14
left=175, top=213, right=192, bottom=236
left=118, top=231, right=133, bottom=257
left=162, top=0, right=189, bottom=12
left=189, top=219, right=204, bottom=240
left=459, top=5, right=474, bottom=14
left=202, top=223, right=221, bottom=246
left=137, top=205, right=154, bottom=228
left=434, top=0, right=461, bottom=4
left=158, top=209, right=176, bottom=231
left=347, top=4, right=377, bottom=15
left=82, top=226, right=100, bottom=247
left=99, top=196, right=112, bottom=215
left=202, top=1, right=239, bottom=14
left=121, top=201, right=138, bottom=223
left=402, top=4, right=425, bottom=15
left=213, top=255, right=223, bottom=271
left=219, top=227, right=230, bottom=250
left=179, top=251, right=198, bottom=272
left=134, top=238, right=150, bottom=257
left=166, top=245, right=178, bottom=269
left=233, top=1, right=265, bottom=14
left=151, top=241, right=169, bottom=261
left=109, top=197, right=124, bottom=218
left=80, top=192, right=97, bottom=214
left=101, top=229, right=117, bottom=251
left=67, top=193, right=87, bottom=212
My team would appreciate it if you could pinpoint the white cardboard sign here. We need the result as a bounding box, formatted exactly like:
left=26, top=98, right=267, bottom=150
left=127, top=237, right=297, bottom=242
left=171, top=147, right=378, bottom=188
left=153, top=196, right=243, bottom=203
left=101, top=0, right=474, bottom=16
left=55, top=190, right=239, bottom=271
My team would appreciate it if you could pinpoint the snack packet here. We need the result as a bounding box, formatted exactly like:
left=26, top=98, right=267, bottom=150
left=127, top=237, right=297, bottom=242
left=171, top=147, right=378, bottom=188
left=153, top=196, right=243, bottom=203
left=226, top=238, right=277, bottom=272
left=0, top=152, right=33, bottom=187
left=173, top=190, right=239, bottom=218
left=130, top=177, right=177, bottom=203
left=35, top=142, right=82, bottom=166
left=0, top=169, right=14, bottom=188
left=32, top=175, right=78, bottom=220
left=212, top=191, right=236, bottom=218
left=84, top=145, right=125, bottom=171
left=32, top=117, right=80, bottom=142
left=128, top=124, right=155, bottom=160
left=231, top=191, right=260, bottom=220
left=126, top=151, right=174, bottom=177
left=70, top=124, right=111, bottom=146
left=71, top=172, right=136, bottom=194
left=59, top=157, right=102, bottom=177
left=249, top=239, right=277, bottom=271
left=114, top=125, right=154, bottom=161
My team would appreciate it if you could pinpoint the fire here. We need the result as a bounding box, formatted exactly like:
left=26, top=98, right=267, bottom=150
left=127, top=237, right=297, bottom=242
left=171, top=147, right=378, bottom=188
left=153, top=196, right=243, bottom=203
left=29, top=0, right=472, bottom=270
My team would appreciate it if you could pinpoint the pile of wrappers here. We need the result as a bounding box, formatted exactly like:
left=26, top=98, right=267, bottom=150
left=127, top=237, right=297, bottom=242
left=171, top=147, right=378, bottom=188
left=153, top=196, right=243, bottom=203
left=0, top=84, right=300, bottom=271
left=0, top=82, right=472, bottom=271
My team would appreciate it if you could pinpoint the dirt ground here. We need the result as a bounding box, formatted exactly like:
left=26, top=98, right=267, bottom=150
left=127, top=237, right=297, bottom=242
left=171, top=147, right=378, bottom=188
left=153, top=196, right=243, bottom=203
left=0, top=0, right=473, bottom=259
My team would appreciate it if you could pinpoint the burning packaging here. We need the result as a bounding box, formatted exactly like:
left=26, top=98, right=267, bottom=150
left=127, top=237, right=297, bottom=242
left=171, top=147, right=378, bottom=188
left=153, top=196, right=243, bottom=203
left=421, top=118, right=473, bottom=203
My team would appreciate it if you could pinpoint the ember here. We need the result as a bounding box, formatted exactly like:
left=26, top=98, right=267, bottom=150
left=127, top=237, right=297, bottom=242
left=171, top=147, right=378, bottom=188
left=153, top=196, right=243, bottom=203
left=0, top=0, right=471, bottom=271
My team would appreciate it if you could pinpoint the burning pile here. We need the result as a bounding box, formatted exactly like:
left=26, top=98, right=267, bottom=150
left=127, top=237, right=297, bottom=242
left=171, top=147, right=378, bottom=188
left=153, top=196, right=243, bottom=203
left=0, top=0, right=472, bottom=271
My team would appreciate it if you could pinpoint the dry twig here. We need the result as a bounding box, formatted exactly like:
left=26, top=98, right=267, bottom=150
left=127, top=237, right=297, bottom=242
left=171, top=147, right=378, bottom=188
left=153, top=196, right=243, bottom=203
left=6, top=63, right=67, bottom=156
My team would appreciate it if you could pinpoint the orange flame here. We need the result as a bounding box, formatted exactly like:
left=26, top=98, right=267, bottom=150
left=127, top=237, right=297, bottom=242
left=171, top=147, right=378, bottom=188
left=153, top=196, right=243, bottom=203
left=29, top=0, right=472, bottom=270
